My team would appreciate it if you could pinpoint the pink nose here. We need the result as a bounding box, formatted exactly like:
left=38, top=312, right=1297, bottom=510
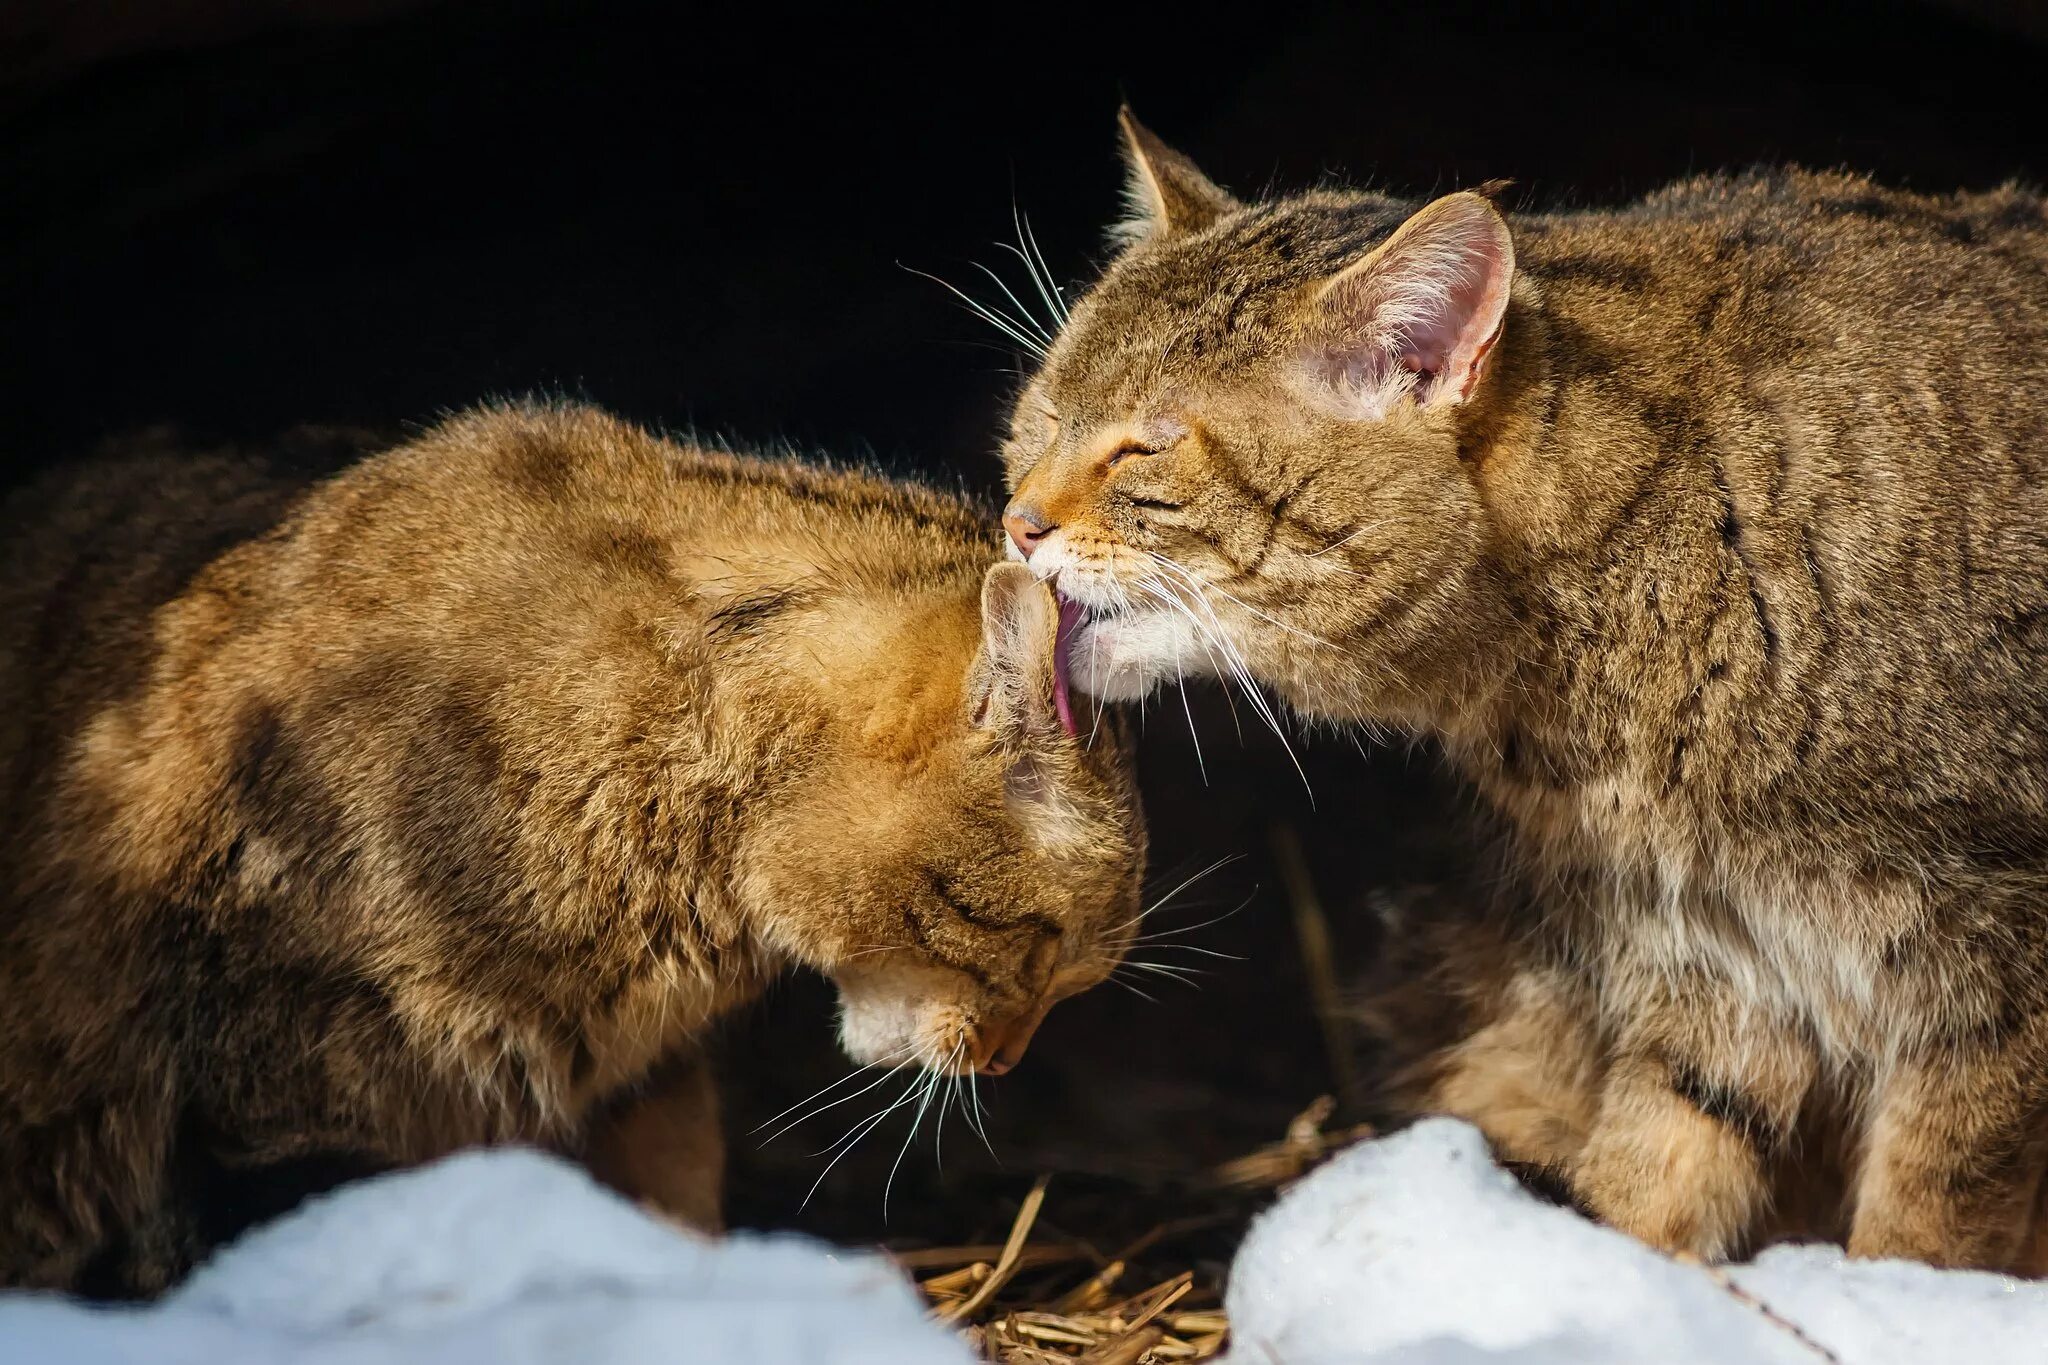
left=1003, top=504, right=1052, bottom=557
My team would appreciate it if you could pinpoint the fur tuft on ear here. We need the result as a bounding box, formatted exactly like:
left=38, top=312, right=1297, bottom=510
left=1111, top=106, right=1240, bottom=248
left=972, top=562, right=1059, bottom=737
left=1299, top=191, right=1516, bottom=420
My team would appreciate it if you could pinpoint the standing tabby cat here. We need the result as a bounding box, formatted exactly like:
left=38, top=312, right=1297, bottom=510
left=0, top=402, right=1144, bottom=1295
left=999, top=110, right=2048, bottom=1270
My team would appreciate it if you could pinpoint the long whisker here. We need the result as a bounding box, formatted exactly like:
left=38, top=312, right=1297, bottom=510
left=883, top=1053, right=949, bottom=1220
left=931, top=1038, right=966, bottom=1174
left=999, top=214, right=1067, bottom=336
left=898, top=265, right=1048, bottom=357
left=1117, top=941, right=1246, bottom=961
left=965, top=1066, right=997, bottom=1161
left=836, top=945, right=904, bottom=962
left=782, top=1055, right=913, bottom=1154
left=1149, top=551, right=1334, bottom=650
left=1307, top=519, right=1392, bottom=558
left=969, top=261, right=1055, bottom=346
left=1018, top=210, right=1069, bottom=323
left=1124, top=957, right=1210, bottom=977
left=1144, top=555, right=1315, bottom=802
left=752, top=1045, right=911, bottom=1139
left=1119, top=961, right=1208, bottom=988
left=1106, top=889, right=1259, bottom=950
left=1171, top=613, right=1208, bottom=784
left=1136, top=575, right=1246, bottom=741
left=802, top=1064, right=925, bottom=1190
left=1118, top=854, right=1242, bottom=934
left=994, top=242, right=1061, bottom=335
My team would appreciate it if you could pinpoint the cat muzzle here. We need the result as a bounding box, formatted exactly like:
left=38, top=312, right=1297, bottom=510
left=971, top=1001, right=1053, bottom=1075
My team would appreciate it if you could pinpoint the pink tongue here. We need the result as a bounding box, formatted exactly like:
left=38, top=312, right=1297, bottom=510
left=1052, top=594, right=1084, bottom=737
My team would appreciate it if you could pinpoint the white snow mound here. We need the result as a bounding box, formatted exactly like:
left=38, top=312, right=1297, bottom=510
left=1222, top=1116, right=2048, bottom=1365
left=8, top=1119, right=2044, bottom=1364
left=0, top=1146, right=971, bottom=1365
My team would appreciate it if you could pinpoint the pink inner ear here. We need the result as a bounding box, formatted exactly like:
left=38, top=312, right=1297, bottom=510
left=1315, top=198, right=1513, bottom=413
left=1399, top=263, right=1497, bottom=389
left=1430, top=235, right=1512, bottom=402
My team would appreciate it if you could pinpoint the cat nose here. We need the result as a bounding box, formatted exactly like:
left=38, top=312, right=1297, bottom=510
left=1002, top=503, right=1054, bottom=558
left=973, top=1002, right=1052, bottom=1076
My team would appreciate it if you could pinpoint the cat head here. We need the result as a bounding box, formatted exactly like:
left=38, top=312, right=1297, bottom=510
left=742, top=562, right=1144, bottom=1079
left=1000, top=109, right=1520, bottom=717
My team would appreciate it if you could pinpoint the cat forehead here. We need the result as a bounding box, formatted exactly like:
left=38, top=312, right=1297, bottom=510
left=1042, top=194, right=1415, bottom=406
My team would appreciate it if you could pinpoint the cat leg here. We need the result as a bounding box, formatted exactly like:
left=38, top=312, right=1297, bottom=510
left=1849, top=1019, right=2048, bottom=1271
left=582, top=1049, right=725, bottom=1234
left=2014, top=1151, right=2048, bottom=1277
left=0, top=1091, right=175, bottom=1294
left=1423, top=964, right=1606, bottom=1179
left=1573, top=992, right=1815, bottom=1261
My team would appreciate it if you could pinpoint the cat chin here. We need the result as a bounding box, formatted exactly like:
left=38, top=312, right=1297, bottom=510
left=834, top=976, right=970, bottom=1072
left=1065, top=610, right=1221, bottom=703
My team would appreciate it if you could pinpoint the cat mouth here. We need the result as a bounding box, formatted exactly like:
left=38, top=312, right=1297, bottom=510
left=1052, top=590, right=1145, bottom=734
left=1053, top=592, right=1087, bottom=736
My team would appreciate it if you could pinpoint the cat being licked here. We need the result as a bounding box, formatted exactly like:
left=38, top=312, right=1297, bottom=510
left=1001, top=110, right=2048, bottom=1271
left=0, top=403, right=1144, bottom=1294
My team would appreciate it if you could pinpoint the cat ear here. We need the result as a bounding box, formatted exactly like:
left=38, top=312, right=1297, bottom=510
left=1112, top=106, right=1239, bottom=247
left=1301, top=191, right=1516, bottom=419
left=972, top=562, right=1058, bottom=738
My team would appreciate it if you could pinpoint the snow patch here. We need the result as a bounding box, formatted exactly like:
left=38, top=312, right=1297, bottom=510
left=1222, top=1117, right=2048, bottom=1364
left=9, top=1119, right=2045, bottom=1364
left=0, top=1147, right=971, bottom=1365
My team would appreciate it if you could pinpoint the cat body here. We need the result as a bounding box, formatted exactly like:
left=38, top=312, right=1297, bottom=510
left=0, top=403, right=1143, bottom=1294
left=1001, top=112, right=2048, bottom=1268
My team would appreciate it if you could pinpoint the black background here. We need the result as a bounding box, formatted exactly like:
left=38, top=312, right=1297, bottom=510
left=4, top=0, right=2045, bottom=1249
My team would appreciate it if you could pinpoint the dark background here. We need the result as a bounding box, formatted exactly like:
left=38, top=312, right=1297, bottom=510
left=4, top=0, right=2044, bottom=1256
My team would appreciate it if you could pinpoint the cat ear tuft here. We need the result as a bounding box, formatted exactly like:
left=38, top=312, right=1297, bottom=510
left=1301, top=191, right=1516, bottom=419
left=1112, top=106, right=1239, bottom=248
left=974, top=562, right=1058, bottom=736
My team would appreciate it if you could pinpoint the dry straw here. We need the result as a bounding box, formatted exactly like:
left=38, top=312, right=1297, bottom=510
left=903, top=1097, right=1372, bottom=1364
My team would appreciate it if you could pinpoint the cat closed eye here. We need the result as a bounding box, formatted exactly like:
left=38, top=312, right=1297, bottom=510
left=1106, top=441, right=1156, bottom=466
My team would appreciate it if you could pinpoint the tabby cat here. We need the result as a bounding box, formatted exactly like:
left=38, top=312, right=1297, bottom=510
left=1000, top=109, right=2048, bottom=1270
left=0, top=402, right=1144, bottom=1294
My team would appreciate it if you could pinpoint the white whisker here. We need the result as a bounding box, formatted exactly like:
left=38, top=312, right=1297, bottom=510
left=883, top=1052, right=948, bottom=1219
left=1107, top=977, right=1160, bottom=1003
left=899, top=265, right=1048, bottom=357
left=753, top=1045, right=911, bottom=1140
left=969, top=261, right=1055, bottom=345
left=1018, top=210, right=1069, bottom=323
left=1143, top=554, right=1315, bottom=802
left=1307, top=519, right=1391, bottom=558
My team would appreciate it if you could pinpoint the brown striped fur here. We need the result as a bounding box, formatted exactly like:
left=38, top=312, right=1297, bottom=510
left=0, top=402, right=1144, bottom=1294
left=1001, top=110, right=2048, bottom=1270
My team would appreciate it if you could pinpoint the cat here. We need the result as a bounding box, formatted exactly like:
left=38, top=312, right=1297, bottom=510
left=0, top=402, right=1145, bottom=1295
left=996, top=107, right=2048, bottom=1271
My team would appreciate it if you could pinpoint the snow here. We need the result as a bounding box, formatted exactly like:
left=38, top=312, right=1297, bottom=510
left=0, top=1147, right=971, bottom=1365
left=7, top=1118, right=2046, bottom=1364
left=1222, top=1117, right=2048, bottom=1365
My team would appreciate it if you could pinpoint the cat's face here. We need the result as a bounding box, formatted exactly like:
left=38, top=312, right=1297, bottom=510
left=747, top=564, right=1144, bottom=1079
left=1000, top=112, right=1517, bottom=718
